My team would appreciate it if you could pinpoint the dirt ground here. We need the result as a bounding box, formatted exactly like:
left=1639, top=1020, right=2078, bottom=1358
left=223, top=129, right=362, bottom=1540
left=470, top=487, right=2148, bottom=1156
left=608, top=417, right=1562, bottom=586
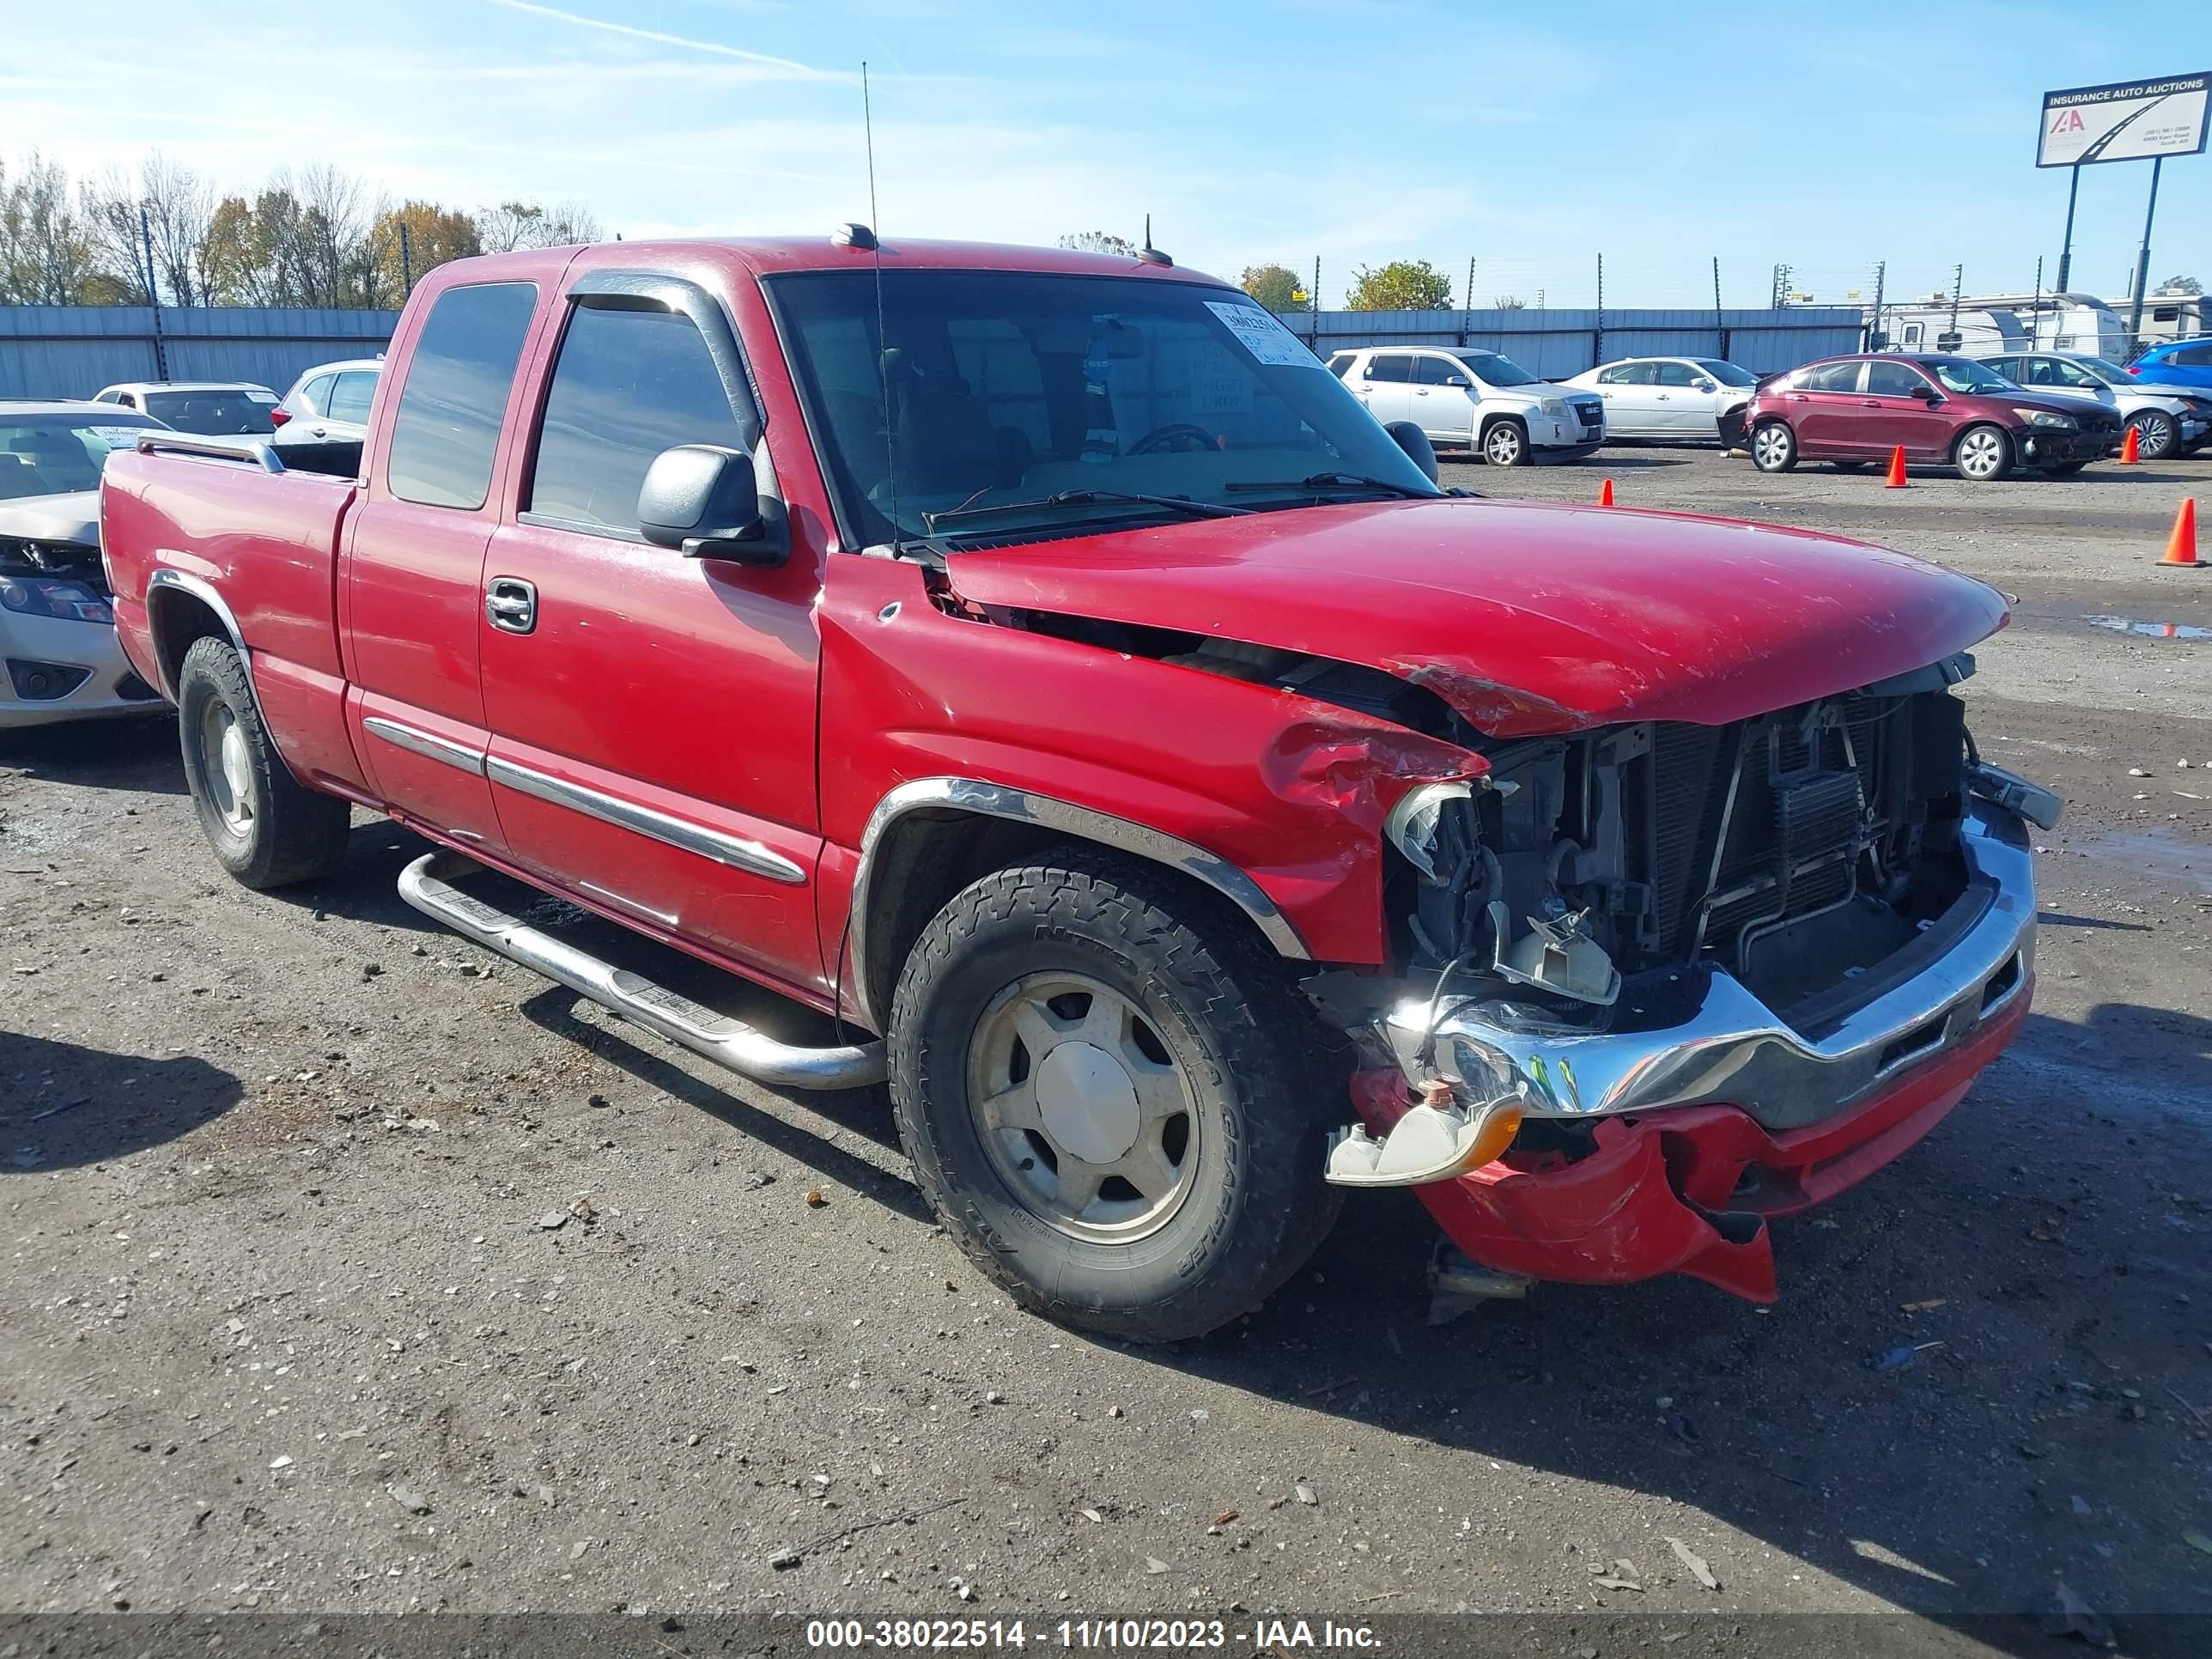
left=4, top=446, right=2210, bottom=1656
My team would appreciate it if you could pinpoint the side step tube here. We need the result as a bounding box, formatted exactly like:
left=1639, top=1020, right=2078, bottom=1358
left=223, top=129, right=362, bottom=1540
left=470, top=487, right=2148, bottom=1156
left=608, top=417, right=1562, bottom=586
left=398, top=852, right=887, bottom=1091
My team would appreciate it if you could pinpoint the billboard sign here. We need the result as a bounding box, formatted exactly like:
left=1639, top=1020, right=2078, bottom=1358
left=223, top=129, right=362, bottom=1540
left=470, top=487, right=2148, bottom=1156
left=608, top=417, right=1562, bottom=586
left=2039, top=74, right=2209, bottom=167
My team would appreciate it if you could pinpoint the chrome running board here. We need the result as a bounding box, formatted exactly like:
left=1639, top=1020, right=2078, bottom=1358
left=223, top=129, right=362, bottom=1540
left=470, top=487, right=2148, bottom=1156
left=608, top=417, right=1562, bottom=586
left=398, top=852, right=886, bottom=1091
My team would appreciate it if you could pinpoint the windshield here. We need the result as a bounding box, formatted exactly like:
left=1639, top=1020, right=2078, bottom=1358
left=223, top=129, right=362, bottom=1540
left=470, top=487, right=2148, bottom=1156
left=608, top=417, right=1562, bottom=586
left=0, top=416, right=160, bottom=500
left=1453, top=349, right=1542, bottom=388
left=769, top=270, right=1437, bottom=548
left=143, top=389, right=274, bottom=434
left=1693, top=359, right=1757, bottom=386
left=1926, top=359, right=2016, bottom=394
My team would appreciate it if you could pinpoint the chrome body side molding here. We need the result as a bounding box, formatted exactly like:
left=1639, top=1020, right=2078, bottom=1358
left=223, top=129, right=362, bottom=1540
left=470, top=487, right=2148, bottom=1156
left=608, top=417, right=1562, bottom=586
left=399, top=852, right=881, bottom=1091
left=848, top=776, right=1313, bottom=1030
left=362, top=715, right=487, bottom=775
left=483, top=755, right=805, bottom=886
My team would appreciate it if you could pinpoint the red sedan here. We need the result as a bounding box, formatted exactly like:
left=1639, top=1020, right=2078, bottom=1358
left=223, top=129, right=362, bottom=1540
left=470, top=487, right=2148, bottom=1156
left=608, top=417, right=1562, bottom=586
left=1745, top=353, right=2122, bottom=480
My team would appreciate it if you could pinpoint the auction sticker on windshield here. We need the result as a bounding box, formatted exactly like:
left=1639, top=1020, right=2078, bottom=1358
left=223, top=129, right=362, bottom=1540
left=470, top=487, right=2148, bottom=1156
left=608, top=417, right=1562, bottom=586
left=1204, top=301, right=1322, bottom=368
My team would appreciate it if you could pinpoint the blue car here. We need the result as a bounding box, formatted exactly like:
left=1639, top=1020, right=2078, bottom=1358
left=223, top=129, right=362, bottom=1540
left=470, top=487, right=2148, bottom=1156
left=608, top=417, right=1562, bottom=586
left=2128, top=337, right=2212, bottom=390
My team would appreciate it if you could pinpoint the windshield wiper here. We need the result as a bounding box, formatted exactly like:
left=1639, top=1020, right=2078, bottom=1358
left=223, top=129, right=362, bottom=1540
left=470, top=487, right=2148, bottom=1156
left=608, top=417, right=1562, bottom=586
left=1224, top=471, right=1437, bottom=500
left=922, top=489, right=1248, bottom=533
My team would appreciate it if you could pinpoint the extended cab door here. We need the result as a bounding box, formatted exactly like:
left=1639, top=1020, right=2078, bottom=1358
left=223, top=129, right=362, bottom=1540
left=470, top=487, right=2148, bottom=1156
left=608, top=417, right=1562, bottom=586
left=477, top=264, right=827, bottom=993
left=343, top=276, right=550, bottom=849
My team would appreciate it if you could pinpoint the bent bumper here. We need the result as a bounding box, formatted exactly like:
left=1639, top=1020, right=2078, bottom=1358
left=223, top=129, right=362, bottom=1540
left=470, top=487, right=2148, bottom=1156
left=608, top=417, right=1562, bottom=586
left=1375, top=807, right=2034, bottom=1134
left=1349, top=985, right=2028, bottom=1301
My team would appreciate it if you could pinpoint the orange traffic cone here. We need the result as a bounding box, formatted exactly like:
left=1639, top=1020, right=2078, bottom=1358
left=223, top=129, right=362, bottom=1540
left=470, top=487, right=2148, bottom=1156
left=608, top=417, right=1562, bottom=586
left=2160, top=496, right=2199, bottom=567
left=2121, top=424, right=2142, bottom=465
left=1598, top=478, right=1615, bottom=507
left=1885, top=446, right=1908, bottom=488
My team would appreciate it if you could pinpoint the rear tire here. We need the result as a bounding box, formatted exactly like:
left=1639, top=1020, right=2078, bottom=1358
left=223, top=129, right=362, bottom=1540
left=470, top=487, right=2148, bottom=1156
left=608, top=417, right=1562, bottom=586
left=1480, top=418, right=1529, bottom=467
left=1751, top=421, right=1797, bottom=471
left=1954, top=423, right=2013, bottom=482
left=886, top=849, right=1342, bottom=1343
left=2127, top=410, right=2178, bottom=461
left=176, top=637, right=350, bottom=889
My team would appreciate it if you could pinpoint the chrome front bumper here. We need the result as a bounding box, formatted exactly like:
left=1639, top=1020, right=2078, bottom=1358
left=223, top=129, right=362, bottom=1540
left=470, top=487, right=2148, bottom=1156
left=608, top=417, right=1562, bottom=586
left=1374, top=806, right=2035, bottom=1133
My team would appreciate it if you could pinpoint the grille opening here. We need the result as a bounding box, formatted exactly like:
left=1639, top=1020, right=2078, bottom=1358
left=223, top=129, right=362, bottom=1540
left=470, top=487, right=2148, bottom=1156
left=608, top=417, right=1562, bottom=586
left=1981, top=952, right=2021, bottom=1012
left=1877, top=1013, right=1948, bottom=1074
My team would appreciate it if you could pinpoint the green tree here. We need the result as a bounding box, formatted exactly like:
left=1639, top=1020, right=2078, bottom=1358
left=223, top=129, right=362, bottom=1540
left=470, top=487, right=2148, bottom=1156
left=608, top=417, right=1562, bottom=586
left=0, top=150, right=104, bottom=303
left=1240, top=264, right=1303, bottom=311
left=1059, top=231, right=1137, bottom=257
left=2155, top=273, right=2202, bottom=295
left=1345, top=259, right=1452, bottom=311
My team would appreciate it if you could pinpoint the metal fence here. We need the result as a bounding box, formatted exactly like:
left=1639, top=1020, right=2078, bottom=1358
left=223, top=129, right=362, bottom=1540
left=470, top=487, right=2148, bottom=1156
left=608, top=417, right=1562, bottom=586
left=1289, top=307, right=1868, bottom=378
left=0, top=307, right=401, bottom=401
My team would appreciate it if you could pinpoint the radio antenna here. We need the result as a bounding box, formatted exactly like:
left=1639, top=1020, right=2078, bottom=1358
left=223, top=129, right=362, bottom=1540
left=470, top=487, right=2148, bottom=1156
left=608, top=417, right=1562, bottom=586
left=861, top=60, right=901, bottom=547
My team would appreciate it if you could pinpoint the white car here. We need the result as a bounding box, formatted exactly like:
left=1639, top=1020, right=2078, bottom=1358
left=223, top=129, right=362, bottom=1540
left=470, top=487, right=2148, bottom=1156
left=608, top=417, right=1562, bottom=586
left=1564, top=357, right=1760, bottom=445
left=1325, top=345, right=1603, bottom=465
left=0, top=402, right=170, bottom=729
left=270, top=357, right=382, bottom=447
left=92, top=381, right=277, bottom=437
left=1981, top=351, right=2210, bottom=460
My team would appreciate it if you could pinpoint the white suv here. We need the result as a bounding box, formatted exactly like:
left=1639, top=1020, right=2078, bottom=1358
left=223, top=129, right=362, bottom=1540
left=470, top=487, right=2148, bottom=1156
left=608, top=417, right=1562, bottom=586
left=1326, top=345, right=1604, bottom=465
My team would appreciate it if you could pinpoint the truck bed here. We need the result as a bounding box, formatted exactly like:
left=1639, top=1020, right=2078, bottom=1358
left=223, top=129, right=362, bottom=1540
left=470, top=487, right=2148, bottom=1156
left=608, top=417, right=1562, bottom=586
left=101, top=436, right=368, bottom=793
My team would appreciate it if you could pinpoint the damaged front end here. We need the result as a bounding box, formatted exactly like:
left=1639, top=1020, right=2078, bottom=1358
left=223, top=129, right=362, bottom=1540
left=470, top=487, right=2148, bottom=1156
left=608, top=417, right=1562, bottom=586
left=1325, top=653, right=2057, bottom=1298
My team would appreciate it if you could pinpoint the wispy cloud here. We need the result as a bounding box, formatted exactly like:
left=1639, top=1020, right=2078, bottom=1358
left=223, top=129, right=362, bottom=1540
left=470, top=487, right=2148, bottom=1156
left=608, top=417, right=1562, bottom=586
left=486, top=0, right=848, bottom=79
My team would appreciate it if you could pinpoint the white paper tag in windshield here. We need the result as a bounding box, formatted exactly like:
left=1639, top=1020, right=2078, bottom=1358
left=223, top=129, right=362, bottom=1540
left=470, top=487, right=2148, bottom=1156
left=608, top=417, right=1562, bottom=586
left=1203, top=301, right=1322, bottom=368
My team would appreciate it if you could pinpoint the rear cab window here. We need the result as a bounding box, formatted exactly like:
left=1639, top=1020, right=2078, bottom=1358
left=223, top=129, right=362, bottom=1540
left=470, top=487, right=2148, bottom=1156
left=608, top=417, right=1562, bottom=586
left=385, top=282, right=540, bottom=509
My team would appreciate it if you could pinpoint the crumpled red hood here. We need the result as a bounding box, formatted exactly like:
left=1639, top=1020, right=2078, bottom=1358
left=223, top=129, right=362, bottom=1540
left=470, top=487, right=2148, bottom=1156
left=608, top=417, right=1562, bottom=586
left=941, top=497, right=2008, bottom=736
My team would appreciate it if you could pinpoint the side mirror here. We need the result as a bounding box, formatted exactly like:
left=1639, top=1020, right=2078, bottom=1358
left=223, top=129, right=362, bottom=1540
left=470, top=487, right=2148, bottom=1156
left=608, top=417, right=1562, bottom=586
left=1443, top=374, right=1468, bottom=388
left=1692, top=379, right=1716, bottom=392
left=1383, top=420, right=1438, bottom=484
left=1920, top=386, right=1944, bottom=404
left=637, top=444, right=784, bottom=565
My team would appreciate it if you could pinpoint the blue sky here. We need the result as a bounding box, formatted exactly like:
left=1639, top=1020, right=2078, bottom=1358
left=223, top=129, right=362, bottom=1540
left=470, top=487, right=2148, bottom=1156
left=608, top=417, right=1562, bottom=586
left=9, top=0, right=2209, bottom=310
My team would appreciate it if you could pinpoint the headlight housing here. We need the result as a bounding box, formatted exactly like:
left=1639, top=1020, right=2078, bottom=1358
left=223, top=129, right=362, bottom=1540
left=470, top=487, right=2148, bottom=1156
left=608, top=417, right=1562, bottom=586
left=2013, top=409, right=2076, bottom=430
left=0, top=575, right=112, bottom=624
left=1539, top=398, right=1568, bottom=417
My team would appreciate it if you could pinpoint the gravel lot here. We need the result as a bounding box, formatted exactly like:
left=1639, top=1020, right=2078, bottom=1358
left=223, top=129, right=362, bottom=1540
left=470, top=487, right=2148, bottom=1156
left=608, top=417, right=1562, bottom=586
left=4, top=447, right=2210, bottom=1655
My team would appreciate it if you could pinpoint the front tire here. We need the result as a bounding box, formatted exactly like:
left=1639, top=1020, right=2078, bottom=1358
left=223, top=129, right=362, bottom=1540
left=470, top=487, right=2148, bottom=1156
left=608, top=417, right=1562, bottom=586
left=1751, top=421, right=1797, bottom=471
left=1954, top=423, right=2013, bottom=482
left=176, top=637, right=350, bottom=889
left=1480, top=418, right=1529, bottom=467
left=887, top=850, right=1342, bottom=1343
left=2127, top=410, right=2178, bottom=460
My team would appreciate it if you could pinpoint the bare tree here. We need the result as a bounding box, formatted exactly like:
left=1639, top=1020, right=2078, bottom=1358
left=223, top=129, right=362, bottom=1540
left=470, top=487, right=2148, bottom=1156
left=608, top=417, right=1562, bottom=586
left=1, top=150, right=111, bottom=303
left=474, top=199, right=603, bottom=252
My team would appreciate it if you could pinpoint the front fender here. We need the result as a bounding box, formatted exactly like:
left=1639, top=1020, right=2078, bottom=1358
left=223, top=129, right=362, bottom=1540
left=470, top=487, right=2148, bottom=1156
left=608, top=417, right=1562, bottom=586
left=817, top=557, right=1481, bottom=991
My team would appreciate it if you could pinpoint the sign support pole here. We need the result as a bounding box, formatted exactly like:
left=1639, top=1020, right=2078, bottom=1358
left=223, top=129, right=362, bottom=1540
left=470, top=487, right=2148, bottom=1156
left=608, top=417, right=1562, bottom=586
left=2054, top=162, right=2081, bottom=292
left=2126, top=155, right=2163, bottom=347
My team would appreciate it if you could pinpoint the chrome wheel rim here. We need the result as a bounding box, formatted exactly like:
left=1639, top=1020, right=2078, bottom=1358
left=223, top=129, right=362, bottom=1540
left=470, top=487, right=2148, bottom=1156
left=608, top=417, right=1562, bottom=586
left=1959, top=429, right=2003, bottom=477
left=2138, top=415, right=2171, bottom=455
left=1485, top=426, right=1522, bottom=465
left=198, top=700, right=255, bottom=835
left=1753, top=426, right=1790, bottom=468
left=965, top=971, right=1198, bottom=1243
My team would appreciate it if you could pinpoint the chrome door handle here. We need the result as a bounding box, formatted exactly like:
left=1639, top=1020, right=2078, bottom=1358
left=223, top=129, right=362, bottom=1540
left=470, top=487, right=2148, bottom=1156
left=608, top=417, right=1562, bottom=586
left=486, top=577, right=537, bottom=635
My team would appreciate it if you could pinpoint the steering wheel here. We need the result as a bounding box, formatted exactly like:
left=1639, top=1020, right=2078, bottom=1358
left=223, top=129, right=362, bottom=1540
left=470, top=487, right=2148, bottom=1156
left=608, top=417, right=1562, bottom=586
left=1127, top=422, right=1218, bottom=455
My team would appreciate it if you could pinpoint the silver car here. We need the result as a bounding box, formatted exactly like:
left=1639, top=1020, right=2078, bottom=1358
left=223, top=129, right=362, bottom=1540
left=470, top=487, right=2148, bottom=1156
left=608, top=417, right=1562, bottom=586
left=1984, top=351, right=2210, bottom=460
left=92, top=380, right=277, bottom=437
left=0, top=402, right=169, bottom=729
left=270, top=357, right=382, bottom=447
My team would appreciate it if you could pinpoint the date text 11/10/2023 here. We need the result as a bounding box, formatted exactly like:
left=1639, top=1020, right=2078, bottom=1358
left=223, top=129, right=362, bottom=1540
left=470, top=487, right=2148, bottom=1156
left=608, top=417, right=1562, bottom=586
left=804, top=1617, right=1384, bottom=1650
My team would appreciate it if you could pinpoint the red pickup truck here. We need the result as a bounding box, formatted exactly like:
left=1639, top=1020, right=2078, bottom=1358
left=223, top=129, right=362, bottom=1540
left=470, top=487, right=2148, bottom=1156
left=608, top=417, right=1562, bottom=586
left=100, top=234, right=2059, bottom=1340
